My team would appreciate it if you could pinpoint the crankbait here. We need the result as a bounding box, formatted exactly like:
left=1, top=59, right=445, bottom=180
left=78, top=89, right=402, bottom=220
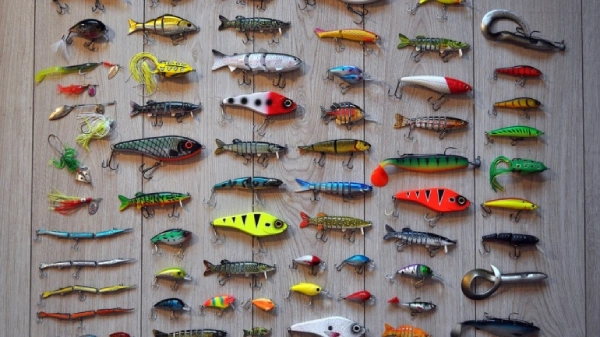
left=38, top=258, right=136, bottom=279
left=36, top=228, right=132, bottom=251
left=151, top=298, right=191, bottom=320
left=491, top=97, right=542, bottom=119
left=47, top=134, right=92, bottom=185
left=103, top=136, right=203, bottom=179
left=494, top=65, right=542, bottom=87
left=383, top=225, right=457, bottom=256
left=243, top=298, right=277, bottom=312
left=389, top=76, right=472, bottom=110
left=128, top=14, right=199, bottom=44
left=387, top=297, right=436, bottom=316
left=382, top=324, right=431, bottom=337
left=485, top=126, right=544, bottom=145
left=394, top=114, right=468, bottom=140
left=152, top=267, right=193, bottom=291
left=35, top=61, right=118, bottom=83
left=203, top=259, right=276, bottom=287
left=490, top=156, right=548, bottom=192
left=218, top=15, right=290, bottom=44
left=118, top=192, right=191, bottom=219
left=299, top=212, right=372, bottom=243
left=295, top=179, right=373, bottom=202
left=214, top=139, right=287, bottom=167
left=37, top=308, right=134, bottom=325
left=289, top=316, right=366, bottom=337
left=335, top=254, right=375, bottom=274
left=481, top=233, right=539, bottom=258
left=481, top=198, right=538, bottom=222
left=199, top=295, right=236, bottom=317
left=210, top=212, right=288, bottom=252
left=47, top=189, right=101, bottom=215
left=151, top=228, right=192, bottom=258
left=481, top=9, right=565, bottom=51
left=290, top=255, right=327, bottom=275
left=451, top=313, right=540, bottom=337
left=49, top=100, right=116, bottom=120
left=220, top=92, right=297, bottom=134
left=371, top=148, right=480, bottom=187
left=338, top=290, right=375, bottom=306
left=325, top=65, right=371, bottom=94
left=131, top=101, right=201, bottom=127
left=320, top=102, right=367, bottom=129
left=212, top=49, right=302, bottom=88
left=153, top=329, right=227, bottom=337
left=39, top=284, right=136, bottom=302
left=129, top=52, right=195, bottom=95
left=314, top=28, right=380, bottom=53
left=204, top=176, right=284, bottom=207
left=57, top=83, right=97, bottom=96
left=397, top=34, right=469, bottom=62
left=385, top=264, right=441, bottom=287
left=386, top=188, right=471, bottom=224
left=244, top=327, right=271, bottom=337
left=408, top=0, right=466, bottom=20
left=285, top=282, right=331, bottom=306
left=299, top=139, right=370, bottom=169
left=76, top=113, right=115, bottom=151
left=51, top=19, right=108, bottom=59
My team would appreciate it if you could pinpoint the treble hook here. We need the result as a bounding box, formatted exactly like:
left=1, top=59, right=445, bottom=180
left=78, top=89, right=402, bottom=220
left=427, top=246, right=441, bottom=257
left=78, top=292, right=87, bottom=301
left=313, top=152, right=326, bottom=167
left=410, top=50, right=424, bottom=62
left=273, top=72, right=286, bottom=89
left=71, top=239, right=80, bottom=251
left=267, top=35, right=280, bottom=45
left=149, top=0, right=159, bottom=7
left=253, top=238, right=268, bottom=255
left=83, top=40, right=98, bottom=52
left=92, top=0, right=106, bottom=12
left=346, top=4, right=368, bottom=24
left=238, top=71, right=252, bottom=86
left=210, top=225, right=226, bottom=245
left=339, top=82, right=352, bottom=94
left=203, top=189, right=217, bottom=207
left=256, top=0, right=267, bottom=10
left=427, top=94, right=446, bottom=111
left=218, top=274, right=231, bottom=286
left=384, top=197, right=399, bottom=218
left=404, top=127, right=416, bottom=142
left=484, top=133, right=494, bottom=145
left=343, top=230, right=357, bottom=243
left=297, top=0, right=316, bottom=10
left=388, top=79, right=403, bottom=99
left=139, top=161, right=162, bottom=180
left=510, top=246, right=521, bottom=259
left=254, top=118, right=270, bottom=136
left=256, top=155, right=270, bottom=168
left=242, top=32, right=255, bottom=44
left=334, top=38, right=346, bottom=53
left=510, top=210, right=523, bottom=222
left=407, top=2, right=420, bottom=15
left=53, top=0, right=69, bottom=14
left=424, top=213, right=442, bottom=226
left=479, top=241, right=491, bottom=255
left=254, top=193, right=266, bottom=206
left=436, top=5, right=448, bottom=21
left=310, top=191, right=321, bottom=202
left=250, top=275, right=263, bottom=289
left=480, top=204, right=492, bottom=218
left=102, top=151, right=118, bottom=170
left=151, top=115, right=164, bottom=127
left=315, top=230, right=328, bottom=243
left=342, top=153, right=354, bottom=169
left=72, top=267, right=82, bottom=279
left=141, top=206, right=155, bottom=219
left=167, top=204, right=180, bottom=219
left=236, top=0, right=247, bottom=6
left=218, top=104, right=233, bottom=126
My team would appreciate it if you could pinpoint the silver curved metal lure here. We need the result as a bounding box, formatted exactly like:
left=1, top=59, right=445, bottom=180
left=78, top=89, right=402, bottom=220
left=289, top=316, right=366, bottom=337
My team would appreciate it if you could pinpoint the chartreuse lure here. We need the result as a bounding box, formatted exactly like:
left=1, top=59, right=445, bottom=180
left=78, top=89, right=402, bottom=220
left=481, top=198, right=538, bottom=222
left=408, top=0, right=467, bottom=20
left=129, top=52, right=195, bottom=95
left=485, top=126, right=544, bottom=145
left=40, top=284, right=136, bottom=303
left=199, top=295, right=236, bottom=317
left=397, top=33, right=469, bottom=61
left=118, top=192, right=191, bottom=219
left=489, top=156, right=548, bottom=192
left=285, top=282, right=331, bottom=306
left=152, top=267, right=192, bottom=291
left=210, top=212, right=288, bottom=253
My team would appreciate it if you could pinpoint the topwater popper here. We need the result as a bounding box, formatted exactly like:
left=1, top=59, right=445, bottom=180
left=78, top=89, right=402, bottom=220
left=220, top=92, right=297, bottom=135
left=389, top=75, right=472, bottom=110
left=212, top=49, right=302, bottom=88
left=119, top=192, right=191, bottom=219
left=489, top=156, right=548, bottom=192
left=128, top=14, right=199, bottom=44
left=102, top=135, right=203, bottom=180
left=51, top=19, right=108, bottom=59
left=386, top=188, right=470, bottom=224
left=314, top=28, right=380, bottom=53
left=408, top=0, right=467, bottom=21
left=493, top=65, right=542, bottom=87
left=210, top=212, right=288, bottom=253
left=298, top=139, right=371, bottom=169
left=218, top=15, right=291, bottom=44
left=397, top=33, right=469, bottom=62
left=129, top=52, right=195, bottom=95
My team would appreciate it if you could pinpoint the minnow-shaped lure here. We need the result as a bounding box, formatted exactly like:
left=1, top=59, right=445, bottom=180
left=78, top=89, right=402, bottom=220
left=491, top=97, right=542, bottom=119
left=385, top=264, right=441, bottom=287
left=314, top=28, right=379, bottom=52
left=485, top=126, right=544, bottom=145
left=153, top=329, right=227, bottom=337
left=325, top=66, right=371, bottom=93
left=203, top=259, right=276, bottom=286
left=243, top=327, right=271, bottom=337
left=299, top=212, right=372, bottom=243
left=52, top=19, right=108, bottom=59
left=221, top=92, right=297, bottom=116
left=214, top=139, right=287, bottom=167
left=388, top=187, right=470, bottom=223
left=40, top=284, right=136, bottom=301
left=408, top=0, right=466, bottom=20
left=382, top=324, right=431, bottom=337
left=36, top=228, right=132, bottom=241
left=199, top=295, right=236, bottom=317
left=130, top=101, right=201, bottom=127
left=295, top=179, right=372, bottom=201
left=210, top=211, right=288, bottom=238
left=38, top=258, right=136, bottom=279
left=392, top=75, right=472, bottom=110
left=129, top=52, right=195, bottom=95
left=299, top=139, right=370, bottom=168
left=128, top=14, right=199, bottom=44
left=118, top=192, right=191, bottom=219
left=489, top=156, right=548, bottom=192
left=383, top=225, right=457, bottom=256
left=285, top=282, right=331, bottom=305
left=481, top=233, right=539, bottom=258
left=394, top=114, right=468, bottom=140
left=387, top=297, right=437, bottom=316
left=320, top=102, right=366, bottom=128
left=289, top=316, right=365, bottom=337
left=151, top=229, right=192, bottom=258
left=290, top=255, right=326, bottom=275
left=219, top=15, right=290, bottom=43
left=57, top=84, right=98, bottom=96
left=153, top=267, right=192, bottom=291
left=37, top=308, right=134, bottom=322
left=334, top=254, right=375, bottom=274
left=397, top=33, right=469, bottom=61
left=151, top=298, right=191, bottom=320
left=481, top=198, right=538, bottom=222
left=494, top=65, right=542, bottom=87
left=451, top=313, right=540, bottom=337
left=204, top=176, right=283, bottom=207
left=338, top=290, right=375, bottom=305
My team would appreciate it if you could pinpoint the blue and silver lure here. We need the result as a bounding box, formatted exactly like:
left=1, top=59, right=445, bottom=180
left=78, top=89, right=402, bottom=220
left=325, top=65, right=371, bottom=94
left=295, top=178, right=372, bottom=201
left=334, top=254, right=375, bottom=274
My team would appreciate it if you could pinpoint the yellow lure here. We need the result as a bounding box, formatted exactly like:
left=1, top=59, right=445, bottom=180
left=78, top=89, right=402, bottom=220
left=482, top=198, right=538, bottom=211
left=155, top=267, right=193, bottom=281
left=314, top=28, right=380, bottom=43
left=289, top=282, right=324, bottom=296
left=129, top=52, right=195, bottom=95
left=211, top=212, right=288, bottom=237
left=419, top=0, right=463, bottom=4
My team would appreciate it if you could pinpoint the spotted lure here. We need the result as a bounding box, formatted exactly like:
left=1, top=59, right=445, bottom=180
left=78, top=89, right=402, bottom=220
left=489, top=156, right=548, bottom=192
left=299, top=212, right=372, bottom=243
left=151, top=229, right=192, bottom=258
left=397, top=33, right=469, bottom=62
left=485, top=126, right=544, bottom=145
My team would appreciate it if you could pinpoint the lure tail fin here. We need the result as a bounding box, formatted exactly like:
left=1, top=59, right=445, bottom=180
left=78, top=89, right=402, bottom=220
left=214, top=139, right=226, bottom=155
left=397, top=33, right=412, bottom=49
left=211, top=49, right=232, bottom=71
left=299, top=211, right=311, bottom=228
left=383, top=224, right=397, bottom=240
left=394, top=114, right=410, bottom=129
left=370, top=165, right=389, bottom=187
left=203, top=260, right=214, bottom=276
left=127, top=18, right=140, bottom=34
left=314, top=28, right=327, bottom=38
left=218, top=15, right=229, bottom=31
left=295, top=178, right=312, bottom=192
left=320, top=106, right=330, bottom=120
left=489, top=156, right=511, bottom=192
left=297, top=145, right=310, bottom=154
left=130, top=101, right=142, bottom=117
left=118, top=195, right=131, bottom=211
left=153, top=330, right=168, bottom=337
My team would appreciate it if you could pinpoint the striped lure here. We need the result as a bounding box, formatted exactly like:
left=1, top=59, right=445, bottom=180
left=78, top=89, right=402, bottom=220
left=493, top=65, right=542, bottom=87
left=320, top=102, right=365, bottom=128
left=153, top=329, right=227, bottom=337
left=203, top=259, right=276, bottom=284
left=388, top=187, right=470, bottom=224
left=295, top=179, right=372, bottom=200
left=200, top=295, right=236, bottom=316
left=492, top=97, right=542, bottom=119
left=218, top=15, right=290, bottom=37
left=211, top=212, right=288, bottom=238
left=394, top=114, right=468, bottom=140
left=214, top=139, right=287, bottom=167
left=397, top=33, right=469, bottom=61
left=118, top=192, right=190, bottom=218
left=383, top=225, right=457, bottom=256
left=299, top=212, right=372, bottom=243
left=485, top=126, right=544, bottom=145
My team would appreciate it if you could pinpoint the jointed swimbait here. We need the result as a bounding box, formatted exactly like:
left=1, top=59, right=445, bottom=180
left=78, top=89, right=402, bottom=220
left=153, top=267, right=193, bottom=291
left=244, top=327, right=271, bottom=337
left=128, top=15, right=199, bottom=44
left=314, top=28, right=380, bottom=53
left=215, top=139, right=287, bottom=167
left=151, top=228, right=192, bottom=258
left=382, top=324, right=431, bottom=337
left=298, top=139, right=370, bottom=168
left=397, top=34, right=469, bottom=62
left=320, top=102, right=366, bottom=129
left=129, top=52, right=195, bottom=95
left=38, top=257, right=136, bottom=279
left=325, top=65, right=371, bottom=94
left=151, top=298, right=191, bottom=320
left=295, top=179, right=373, bottom=201
left=481, top=233, right=539, bottom=258
left=408, top=0, right=466, bottom=20
left=299, top=211, right=372, bottom=243
left=153, top=329, right=227, bottom=337
left=210, top=212, right=288, bottom=252
left=199, top=295, right=236, bottom=317
left=489, top=156, right=548, bottom=192
left=394, top=114, right=468, bottom=140
left=334, top=254, right=374, bottom=274
left=338, top=290, right=375, bottom=305
left=383, top=225, right=457, bottom=256
left=37, top=308, right=134, bottom=323
left=481, top=198, right=538, bottom=222
left=204, top=176, right=284, bottom=207
left=288, top=316, right=365, bottom=337
left=40, top=284, right=136, bottom=301
left=387, top=187, right=471, bottom=224
left=390, top=75, right=472, bottom=110
left=204, top=259, right=276, bottom=287
left=451, top=313, right=540, bottom=337
left=492, top=97, right=542, bottom=119
left=36, top=228, right=132, bottom=243
left=130, top=100, right=201, bottom=127
left=485, top=126, right=544, bottom=145
left=218, top=15, right=290, bottom=43
left=285, top=282, right=331, bottom=306
left=118, top=192, right=191, bottom=218
left=387, top=297, right=436, bottom=316
left=494, top=65, right=542, bottom=87
left=385, top=264, right=441, bottom=287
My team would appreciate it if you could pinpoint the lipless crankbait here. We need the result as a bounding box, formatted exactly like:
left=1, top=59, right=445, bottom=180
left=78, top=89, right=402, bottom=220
left=382, top=324, right=431, bottom=337
left=325, top=65, right=371, bottom=94
left=371, top=148, right=480, bottom=187
left=220, top=92, right=297, bottom=135
left=285, top=282, right=331, bottom=306
left=218, top=15, right=290, bottom=44
left=204, top=176, right=284, bottom=207
left=408, top=0, right=466, bottom=20
left=152, top=267, right=192, bottom=291
left=335, top=255, right=375, bottom=274
left=215, top=139, right=287, bottom=167
left=491, top=97, right=542, bottom=119
left=76, top=113, right=115, bottom=151
left=40, top=284, right=136, bottom=302
left=244, top=327, right=271, bottom=337
left=118, top=192, right=191, bottom=219
left=481, top=233, right=539, bottom=258
left=394, top=114, right=469, bottom=140
left=383, top=225, right=457, bottom=256
left=153, top=329, right=227, bottom=337
left=390, top=76, right=472, bottom=110
left=128, top=15, right=199, bottom=44
left=199, top=295, right=236, bottom=317
left=129, top=52, right=195, bottom=95
left=485, top=126, right=544, bottom=145
left=290, top=255, right=327, bottom=275
left=131, top=100, right=201, bottom=127
left=212, top=49, right=302, bottom=88
left=299, top=139, right=370, bottom=169
left=494, top=65, right=542, bottom=87
left=289, top=316, right=365, bottom=337
left=57, top=83, right=98, bottom=96
left=385, top=264, right=441, bottom=287
left=387, top=297, right=436, bottom=316
left=242, top=298, right=277, bottom=312
left=397, top=34, right=469, bottom=62
left=320, top=102, right=367, bottom=129
left=151, top=298, right=191, bottom=320
left=299, top=212, right=372, bottom=243
left=151, top=229, right=192, bottom=258
left=203, top=259, right=276, bottom=288
left=37, top=308, right=134, bottom=325
left=36, top=228, right=132, bottom=251
left=52, top=19, right=108, bottom=59
left=38, top=258, right=136, bottom=279
left=451, top=313, right=540, bottom=337
left=210, top=212, right=288, bottom=252
left=314, top=28, right=380, bottom=53
left=386, top=188, right=471, bottom=224
left=47, top=189, right=101, bottom=215
left=295, top=179, right=373, bottom=202
left=490, top=156, right=548, bottom=192
left=481, top=198, right=538, bottom=222
left=35, top=61, right=116, bottom=83
left=338, top=290, right=375, bottom=306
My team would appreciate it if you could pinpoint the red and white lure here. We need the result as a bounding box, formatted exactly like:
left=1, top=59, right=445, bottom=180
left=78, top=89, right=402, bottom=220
left=220, top=92, right=297, bottom=135
left=389, top=75, right=472, bottom=110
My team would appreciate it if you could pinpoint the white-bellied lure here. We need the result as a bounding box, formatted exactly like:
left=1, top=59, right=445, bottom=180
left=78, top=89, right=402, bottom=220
left=222, top=92, right=297, bottom=116
left=212, top=49, right=302, bottom=73
left=289, top=316, right=366, bottom=337
left=401, top=76, right=472, bottom=95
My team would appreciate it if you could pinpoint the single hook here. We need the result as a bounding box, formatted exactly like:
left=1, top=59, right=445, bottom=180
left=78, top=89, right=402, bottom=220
left=480, top=204, right=492, bottom=218
left=315, top=230, right=328, bottom=243
left=342, top=153, right=354, bottom=169
left=510, top=210, right=523, bottom=222
left=210, top=225, right=226, bottom=245
left=407, top=2, right=420, bottom=14
left=70, top=239, right=80, bottom=251
left=313, top=152, right=326, bottom=167
left=139, top=161, right=162, bottom=180
left=427, top=94, right=446, bottom=111
left=334, top=38, right=346, bottom=53
left=436, top=4, right=448, bottom=21
left=424, top=212, right=441, bottom=226
left=384, top=198, right=399, bottom=217
left=101, top=151, right=118, bottom=170
left=388, top=79, right=403, bottom=99
left=479, top=241, right=491, bottom=255
left=254, top=118, right=270, bottom=137
left=346, top=4, right=368, bottom=24
left=273, top=72, right=286, bottom=89
left=203, top=189, right=217, bottom=208
left=297, top=0, right=316, bottom=10
left=72, top=267, right=82, bottom=279
left=167, top=204, right=180, bottom=219
left=238, top=71, right=252, bottom=86
left=92, top=0, right=106, bottom=12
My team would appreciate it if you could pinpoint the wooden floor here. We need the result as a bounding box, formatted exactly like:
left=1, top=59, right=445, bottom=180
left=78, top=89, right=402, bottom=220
left=1, top=0, right=597, bottom=336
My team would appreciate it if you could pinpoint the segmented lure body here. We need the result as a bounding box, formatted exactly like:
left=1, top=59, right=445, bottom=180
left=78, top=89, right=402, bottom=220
left=221, top=92, right=296, bottom=116
left=212, top=49, right=302, bottom=73
left=482, top=233, right=539, bottom=247
left=213, top=177, right=283, bottom=191
left=314, top=28, right=380, bottom=42
left=393, top=187, right=471, bottom=214
left=397, top=34, right=469, bottom=60
left=153, top=329, right=227, bottom=337
left=489, top=156, right=548, bottom=192
left=41, top=284, right=136, bottom=299
left=211, top=212, right=288, bottom=237
left=244, top=327, right=271, bottom=337
left=485, top=126, right=544, bottom=144
left=401, top=76, right=472, bottom=95
left=299, top=212, right=372, bottom=234
left=299, top=139, right=370, bottom=154
left=39, top=258, right=136, bottom=273
left=203, top=260, right=276, bottom=278
left=295, top=179, right=373, bottom=198
left=382, top=324, right=431, bottom=337
left=37, top=308, right=134, bottom=321
left=494, top=65, right=542, bottom=86
left=128, top=15, right=199, bottom=41
left=383, top=225, right=457, bottom=254
left=320, top=103, right=365, bottom=126
left=219, top=15, right=290, bottom=34
left=118, top=192, right=190, bottom=211
left=214, top=139, right=287, bottom=161
left=130, top=101, right=200, bottom=121
left=394, top=114, right=468, bottom=139
left=36, top=228, right=133, bottom=240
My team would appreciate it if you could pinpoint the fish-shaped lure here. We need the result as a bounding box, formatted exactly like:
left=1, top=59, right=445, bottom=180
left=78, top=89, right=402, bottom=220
left=491, top=97, right=542, bottom=119
left=214, top=139, right=287, bottom=166
left=382, top=324, right=431, bottom=337
left=298, top=139, right=370, bottom=168
left=485, top=125, right=544, bottom=145
left=128, top=14, right=199, bottom=43
left=288, top=316, right=366, bottom=337
left=326, top=66, right=371, bottom=93
left=389, top=187, right=470, bottom=222
left=200, top=295, right=236, bottom=316
left=151, top=228, right=192, bottom=257
left=151, top=298, right=191, bottom=320
left=383, top=225, right=457, bottom=256
left=130, top=101, right=201, bottom=126
left=387, top=297, right=437, bottom=316
left=451, top=313, right=540, bottom=337
left=204, top=259, right=276, bottom=283
left=118, top=192, right=191, bottom=211
left=394, top=114, right=468, bottom=140
left=153, top=329, right=227, bottom=337
left=153, top=267, right=192, bottom=290
left=243, top=327, right=271, bottom=337
left=481, top=198, right=538, bottom=222
left=393, top=75, right=472, bottom=110
left=397, top=33, right=469, bottom=61
left=211, top=212, right=288, bottom=238
left=295, top=179, right=372, bottom=201
left=221, top=92, right=297, bottom=116
left=246, top=298, right=277, bottom=312
left=212, top=49, right=302, bottom=73
left=314, top=28, right=379, bottom=52
left=300, top=212, right=372, bottom=242
left=218, top=15, right=290, bottom=42
left=320, top=102, right=366, bottom=128
left=493, top=65, right=542, bottom=87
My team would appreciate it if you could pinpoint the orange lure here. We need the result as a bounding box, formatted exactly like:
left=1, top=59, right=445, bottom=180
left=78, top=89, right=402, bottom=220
left=393, top=188, right=470, bottom=214
left=382, top=323, right=431, bottom=337
left=314, top=28, right=380, bottom=43
left=251, top=298, right=277, bottom=312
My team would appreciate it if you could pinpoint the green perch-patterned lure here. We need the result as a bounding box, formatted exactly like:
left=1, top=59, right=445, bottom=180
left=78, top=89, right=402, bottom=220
left=118, top=192, right=191, bottom=218
left=218, top=15, right=290, bottom=43
left=489, top=156, right=548, bottom=192
left=485, top=126, right=544, bottom=145
left=244, top=327, right=272, bottom=337
left=397, top=33, right=469, bottom=62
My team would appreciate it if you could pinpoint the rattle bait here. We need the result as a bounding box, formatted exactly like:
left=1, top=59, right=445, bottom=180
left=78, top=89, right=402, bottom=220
left=57, top=83, right=98, bottom=96
left=299, top=212, right=372, bottom=243
left=320, top=102, right=367, bottom=129
left=493, top=65, right=542, bottom=87
left=338, top=290, right=375, bottom=306
left=299, top=139, right=370, bottom=169
left=485, top=126, right=544, bottom=145
left=203, top=260, right=276, bottom=288
left=218, top=15, right=290, bottom=44
left=129, top=52, right=195, bottom=95
left=285, top=282, right=331, bottom=306
left=40, top=284, right=136, bottom=302
left=481, top=198, right=538, bottom=222
left=244, top=327, right=271, bottom=337
left=371, top=148, right=480, bottom=187
left=203, top=176, right=284, bottom=207
left=289, top=317, right=365, bottom=337
left=382, top=324, right=431, bottom=337
left=385, top=264, right=441, bottom=287
left=389, top=76, right=472, bottom=110
left=325, top=65, right=371, bottom=94
left=154, top=329, right=227, bottom=337
left=394, top=114, right=468, bottom=140
left=118, top=192, right=191, bottom=219
left=128, top=14, right=199, bottom=44
left=489, top=156, right=548, bottom=192
left=199, top=295, right=236, bottom=317
left=295, top=179, right=373, bottom=201
left=314, top=28, right=379, bottom=53
left=51, top=19, right=108, bottom=59
left=36, top=228, right=132, bottom=250
left=386, top=188, right=471, bottom=224
left=290, top=255, right=327, bottom=275
left=131, top=101, right=201, bottom=127
left=334, top=254, right=375, bottom=274
left=151, top=228, right=192, bottom=258
left=491, top=97, right=542, bottom=119
left=451, top=313, right=540, bottom=337
left=481, top=233, right=539, bottom=258
left=210, top=212, right=288, bottom=253
left=397, top=34, right=469, bottom=62
left=38, top=258, right=136, bottom=279
left=151, top=298, right=191, bottom=320
left=387, top=297, right=436, bottom=316
left=76, top=113, right=115, bottom=151
left=215, top=139, right=287, bottom=167
left=242, top=298, right=277, bottom=312
left=408, top=0, right=466, bottom=20
left=383, top=225, right=457, bottom=256
left=152, top=267, right=193, bottom=291
left=47, top=189, right=101, bottom=215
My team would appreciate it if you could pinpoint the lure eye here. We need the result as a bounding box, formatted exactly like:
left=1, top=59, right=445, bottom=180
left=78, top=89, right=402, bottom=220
left=274, top=220, right=284, bottom=228
left=283, top=99, right=293, bottom=108
left=187, top=23, right=192, bottom=27
left=328, top=326, right=333, bottom=331
left=457, top=196, right=467, bottom=205
left=351, top=324, right=362, bottom=333
left=184, top=141, right=194, bottom=149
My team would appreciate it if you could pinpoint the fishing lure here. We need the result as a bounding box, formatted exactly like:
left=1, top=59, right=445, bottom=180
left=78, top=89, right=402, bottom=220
left=387, top=297, right=436, bottom=316
left=212, top=49, right=302, bottom=88
left=408, top=0, right=466, bottom=20
left=320, top=103, right=367, bottom=129
left=485, top=126, right=544, bottom=145
left=51, top=19, right=108, bottom=59
left=371, top=148, right=480, bottom=187
left=203, top=259, right=276, bottom=288
left=35, top=61, right=117, bottom=83
left=118, top=192, right=191, bottom=218
left=397, top=34, right=469, bottom=62
left=299, top=211, right=372, bottom=243
left=110, top=333, right=132, bottom=337
left=494, top=65, right=542, bottom=87
left=220, top=92, right=297, bottom=135
left=285, top=282, right=331, bottom=306
left=299, top=139, right=370, bottom=169
left=151, top=229, right=192, bottom=258
left=338, top=290, right=375, bottom=306
left=290, top=255, right=327, bottom=275
left=153, top=329, right=228, bottom=337
left=489, top=156, right=548, bottom=192
left=481, top=233, right=539, bottom=258
left=491, top=97, right=542, bottom=119
left=325, top=65, right=371, bottom=94
left=389, top=76, right=472, bottom=110
left=57, top=83, right=98, bottom=96
left=50, top=100, right=116, bottom=120
left=38, top=258, right=136, bottom=279
left=295, top=179, right=373, bottom=202
left=394, top=114, right=468, bottom=140
left=334, top=254, right=375, bottom=274
left=218, top=15, right=290, bottom=44
left=128, top=15, right=199, bottom=44
left=39, top=284, right=136, bottom=303
left=243, top=298, right=277, bottom=312
left=481, top=198, right=538, bottom=222
left=289, top=317, right=366, bottom=337
left=214, top=139, right=287, bottom=167
left=152, top=267, right=193, bottom=291
left=382, top=324, right=431, bottom=337
left=37, top=308, right=134, bottom=326
left=210, top=212, right=288, bottom=252
left=451, top=313, right=540, bottom=337
left=314, top=28, right=379, bottom=53
left=76, top=113, right=115, bottom=151
left=244, top=327, right=271, bottom=337
left=103, top=136, right=203, bottom=179
left=129, top=52, right=195, bottom=95
left=151, top=298, right=191, bottom=320
left=131, top=101, right=201, bottom=127
left=199, top=295, right=236, bottom=317
left=36, top=228, right=132, bottom=251
left=385, top=264, right=440, bottom=287
left=383, top=225, right=457, bottom=256
left=204, top=176, right=284, bottom=207
left=386, top=187, right=471, bottom=224
left=47, top=189, right=101, bottom=215
left=47, top=134, right=92, bottom=185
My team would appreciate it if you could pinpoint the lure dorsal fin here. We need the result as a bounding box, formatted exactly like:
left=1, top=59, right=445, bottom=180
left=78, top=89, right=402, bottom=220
left=402, top=227, right=412, bottom=232
left=235, top=15, right=245, bottom=19
left=220, top=259, right=230, bottom=264
left=415, top=35, right=426, bottom=39
left=317, top=212, right=327, bottom=217
left=385, top=224, right=395, bottom=233
left=135, top=192, right=144, bottom=197
left=384, top=323, right=394, bottom=332
left=233, top=139, right=242, bottom=144
left=258, top=48, right=268, bottom=53
left=147, top=100, right=155, bottom=104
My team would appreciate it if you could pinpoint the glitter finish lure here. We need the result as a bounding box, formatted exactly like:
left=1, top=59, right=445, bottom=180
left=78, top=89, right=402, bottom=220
left=493, top=65, right=542, bottom=87
left=485, top=126, right=544, bottom=145
left=397, top=34, right=469, bottom=62
left=299, top=212, right=372, bottom=243
left=489, top=156, right=548, bottom=192
left=383, top=225, right=457, bottom=256
left=394, top=114, right=468, bottom=140
left=387, top=297, right=437, bottom=316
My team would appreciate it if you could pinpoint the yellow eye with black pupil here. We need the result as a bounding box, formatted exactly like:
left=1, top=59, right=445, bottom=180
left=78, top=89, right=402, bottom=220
left=274, top=220, right=283, bottom=228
